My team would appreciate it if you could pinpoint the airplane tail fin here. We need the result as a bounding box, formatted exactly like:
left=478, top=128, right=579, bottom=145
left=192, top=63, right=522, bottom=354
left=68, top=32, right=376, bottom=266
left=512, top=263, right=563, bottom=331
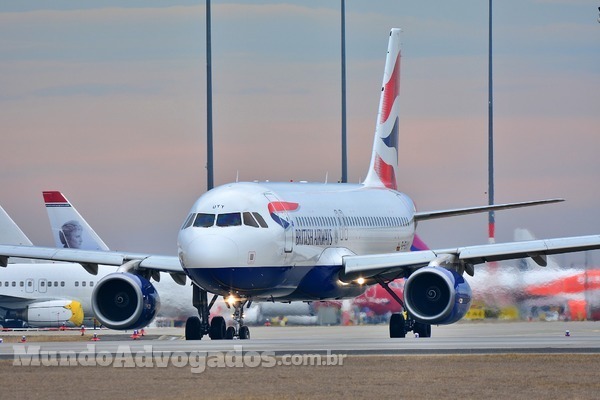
left=0, top=206, right=33, bottom=247
left=43, top=191, right=110, bottom=251
left=514, top=228, right=561, bottom=271
left=363, top=28, right=401, bottom=190
left=410, top=234, right=430, bottom=251
left=0, top=205, right=35, bottom=264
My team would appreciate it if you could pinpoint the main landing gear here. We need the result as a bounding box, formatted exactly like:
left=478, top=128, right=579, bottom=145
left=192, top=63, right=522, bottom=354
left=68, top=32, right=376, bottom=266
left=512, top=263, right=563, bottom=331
left=389, top=312, right=431, bottom=338
left=185, top=285, right=251, bottom=340
left=375, top=277, right=431, bottom=338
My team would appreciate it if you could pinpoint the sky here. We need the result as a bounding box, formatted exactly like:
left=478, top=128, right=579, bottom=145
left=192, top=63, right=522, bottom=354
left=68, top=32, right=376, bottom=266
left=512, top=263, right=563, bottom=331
left=1, top=1, right=599, bottom=266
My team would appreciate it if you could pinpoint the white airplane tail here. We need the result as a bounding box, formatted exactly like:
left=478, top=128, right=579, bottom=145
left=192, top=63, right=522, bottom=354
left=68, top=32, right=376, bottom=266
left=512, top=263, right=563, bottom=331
left=43, top=191, right=109, bottom=251
left=514, top=228, right=561, bottom=271
left=0, top=205, right=34, bottom=264
left=363, top=28, right=401, bottom=190
left=0, top=206, right=33, bottom=247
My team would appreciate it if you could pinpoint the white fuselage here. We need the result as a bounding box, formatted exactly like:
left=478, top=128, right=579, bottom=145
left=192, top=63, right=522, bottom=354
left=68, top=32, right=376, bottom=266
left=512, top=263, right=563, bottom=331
left=0, top=263, right=97, bottom=310
left=177, top=182, right=416, bottom=301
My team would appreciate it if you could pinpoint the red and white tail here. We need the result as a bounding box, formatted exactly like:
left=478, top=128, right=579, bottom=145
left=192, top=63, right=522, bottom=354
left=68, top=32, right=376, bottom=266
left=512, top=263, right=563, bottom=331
left=363, top=28, right=401, bottom=190
left=43, top=191, right=109, bottom=251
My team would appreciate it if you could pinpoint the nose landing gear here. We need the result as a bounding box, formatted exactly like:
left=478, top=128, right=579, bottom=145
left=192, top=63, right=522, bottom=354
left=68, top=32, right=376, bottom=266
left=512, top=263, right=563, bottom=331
left=227, top=299, right=251, bottom=340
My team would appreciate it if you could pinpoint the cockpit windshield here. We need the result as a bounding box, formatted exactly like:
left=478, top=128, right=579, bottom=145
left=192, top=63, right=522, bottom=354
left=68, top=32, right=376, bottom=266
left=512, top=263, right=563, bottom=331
left=193, top=213, right=215, bottom=228
left=183, top=211, right=268, bottom=229
left=243, top=212, right=259, bottom=228
left=216, top=213, right=242, bottom=227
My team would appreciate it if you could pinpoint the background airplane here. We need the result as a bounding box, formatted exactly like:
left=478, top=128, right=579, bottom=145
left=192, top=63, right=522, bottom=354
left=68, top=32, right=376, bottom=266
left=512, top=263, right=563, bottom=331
left=1, top=29, right=599, bottom=341
left=465, top=228, right=600, bottom=321
left=0, top=206, right=84, bottom=328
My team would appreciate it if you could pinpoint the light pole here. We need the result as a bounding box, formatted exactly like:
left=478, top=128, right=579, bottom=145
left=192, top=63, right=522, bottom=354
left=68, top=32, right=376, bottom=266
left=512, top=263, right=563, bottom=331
left=206, top=0, right=214, bottom=191
left=341, top=0, right=347, bottom=183
left=488, top=0, right=495, bottom=244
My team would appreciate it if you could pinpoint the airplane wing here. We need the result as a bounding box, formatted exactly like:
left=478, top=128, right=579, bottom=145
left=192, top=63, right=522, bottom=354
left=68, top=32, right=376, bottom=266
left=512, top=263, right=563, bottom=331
left=0, top=294, right=36, bottom=306
left=341, top=234, right=600, bottom=282
left=0, top=244, right=182, bottom=274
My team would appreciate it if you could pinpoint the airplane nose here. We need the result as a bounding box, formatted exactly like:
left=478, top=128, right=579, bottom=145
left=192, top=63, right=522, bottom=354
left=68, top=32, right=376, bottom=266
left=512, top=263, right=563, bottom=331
left=181, top=234, right=239, bottom=268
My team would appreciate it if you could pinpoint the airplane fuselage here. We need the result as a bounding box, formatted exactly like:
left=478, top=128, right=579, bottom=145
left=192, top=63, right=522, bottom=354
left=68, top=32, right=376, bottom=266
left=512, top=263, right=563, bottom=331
left=177, top=182, right=416, bottom=301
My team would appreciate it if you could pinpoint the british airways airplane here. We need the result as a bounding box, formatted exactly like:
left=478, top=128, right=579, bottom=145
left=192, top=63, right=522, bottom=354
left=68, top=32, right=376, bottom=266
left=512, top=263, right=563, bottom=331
left=2, top=29, right=600, bottom=340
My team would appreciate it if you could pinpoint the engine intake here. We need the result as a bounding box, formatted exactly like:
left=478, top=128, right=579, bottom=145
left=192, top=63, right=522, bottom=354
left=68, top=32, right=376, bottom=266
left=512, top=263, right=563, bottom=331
left=404, top=266, right=471, bottom=325
left=92, top=272, right=160, bottom=330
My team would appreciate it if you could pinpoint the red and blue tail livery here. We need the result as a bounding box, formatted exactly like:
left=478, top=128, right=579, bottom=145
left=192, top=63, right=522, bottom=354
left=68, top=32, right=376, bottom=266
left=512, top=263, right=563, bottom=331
left=364, top=29, right=401, bottom=190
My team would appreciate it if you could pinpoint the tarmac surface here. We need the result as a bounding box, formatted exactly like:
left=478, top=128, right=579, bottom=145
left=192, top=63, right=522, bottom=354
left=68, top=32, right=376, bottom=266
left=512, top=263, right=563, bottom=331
left=1, top=320, right=599, bottom=356
left=1, top=322, right=600, bottom=399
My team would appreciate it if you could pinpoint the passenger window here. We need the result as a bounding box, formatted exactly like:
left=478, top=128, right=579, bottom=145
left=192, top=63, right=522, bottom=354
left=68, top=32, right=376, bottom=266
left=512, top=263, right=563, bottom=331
left=61, top=282, right=65, bottom=287
left=181, top=213, right=196, bottom=230
left=75, top=282, right=79, bottom=287
left=252, top=212, right=268, bottom=228
left=193, top=213, right=215, bottom=228
left=243, top=212, right=259, bottom=228
left=20, top=281, right=24, bottom=287
left=54, top=281, right=58, bottom=287
left=82, top=281, right=86, bottom=287
left=217, top=213, right=242, bottom=227
left=38, top=281, right=43, bottom=287
left=90, top=281, right=94, bottom=287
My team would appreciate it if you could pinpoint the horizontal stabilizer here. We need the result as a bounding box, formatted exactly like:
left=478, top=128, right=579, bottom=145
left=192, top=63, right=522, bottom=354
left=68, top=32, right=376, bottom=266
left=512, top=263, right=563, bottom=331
left=414, top=198, right=564, bottom=222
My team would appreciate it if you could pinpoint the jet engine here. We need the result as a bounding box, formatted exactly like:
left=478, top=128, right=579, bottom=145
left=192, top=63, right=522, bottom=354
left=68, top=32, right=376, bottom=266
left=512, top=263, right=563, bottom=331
left=91, top=272, right=160, bottom=330
left=403, top=266, right=471, bottom=325
left=12, top=300, right=84, bottom=327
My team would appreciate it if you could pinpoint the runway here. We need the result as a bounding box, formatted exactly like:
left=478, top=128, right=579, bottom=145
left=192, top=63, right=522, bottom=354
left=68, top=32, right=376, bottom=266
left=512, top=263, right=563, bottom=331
left=1, top=321, right=599, bottom=357
left=2, top=322, right=600, bottom=400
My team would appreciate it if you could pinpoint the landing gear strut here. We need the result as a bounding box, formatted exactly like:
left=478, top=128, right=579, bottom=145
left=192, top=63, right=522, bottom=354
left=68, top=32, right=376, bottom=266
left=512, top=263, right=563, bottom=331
left=389, top=312, right=431, bottom=338
left=375, top=277, right=431, bottom=338
left=185, top=285, right=220, bottom=340
left=184, top=286, right=252, bottom=340
left=228, top=299, right=251, bottom=340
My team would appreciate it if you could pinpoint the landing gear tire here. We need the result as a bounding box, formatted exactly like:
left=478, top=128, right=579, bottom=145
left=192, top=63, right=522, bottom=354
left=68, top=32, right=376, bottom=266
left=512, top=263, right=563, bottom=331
left=225, top=326, right=235, bottom=340
left=209, top=316, right=226, bottom=340
left=185, top=316, right=202, bottom=340
left=389, top=313, right=406, bottom=338
left=413, top=321, right=431, bottom=338
left=239, top=325, right=250, bottom=340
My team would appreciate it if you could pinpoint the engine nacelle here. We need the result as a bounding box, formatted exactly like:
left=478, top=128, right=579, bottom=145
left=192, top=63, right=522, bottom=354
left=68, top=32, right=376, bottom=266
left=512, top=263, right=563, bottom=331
left=16, top=300, right=84, bottom=327
left=92, top=272, right=160, bottom=330
left=404, top=266, right=472, bottom=325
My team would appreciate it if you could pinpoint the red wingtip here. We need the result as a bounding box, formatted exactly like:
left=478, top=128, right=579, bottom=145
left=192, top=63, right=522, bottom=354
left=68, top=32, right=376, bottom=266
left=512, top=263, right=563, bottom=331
left=43, top=191, right=68, bottom=203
